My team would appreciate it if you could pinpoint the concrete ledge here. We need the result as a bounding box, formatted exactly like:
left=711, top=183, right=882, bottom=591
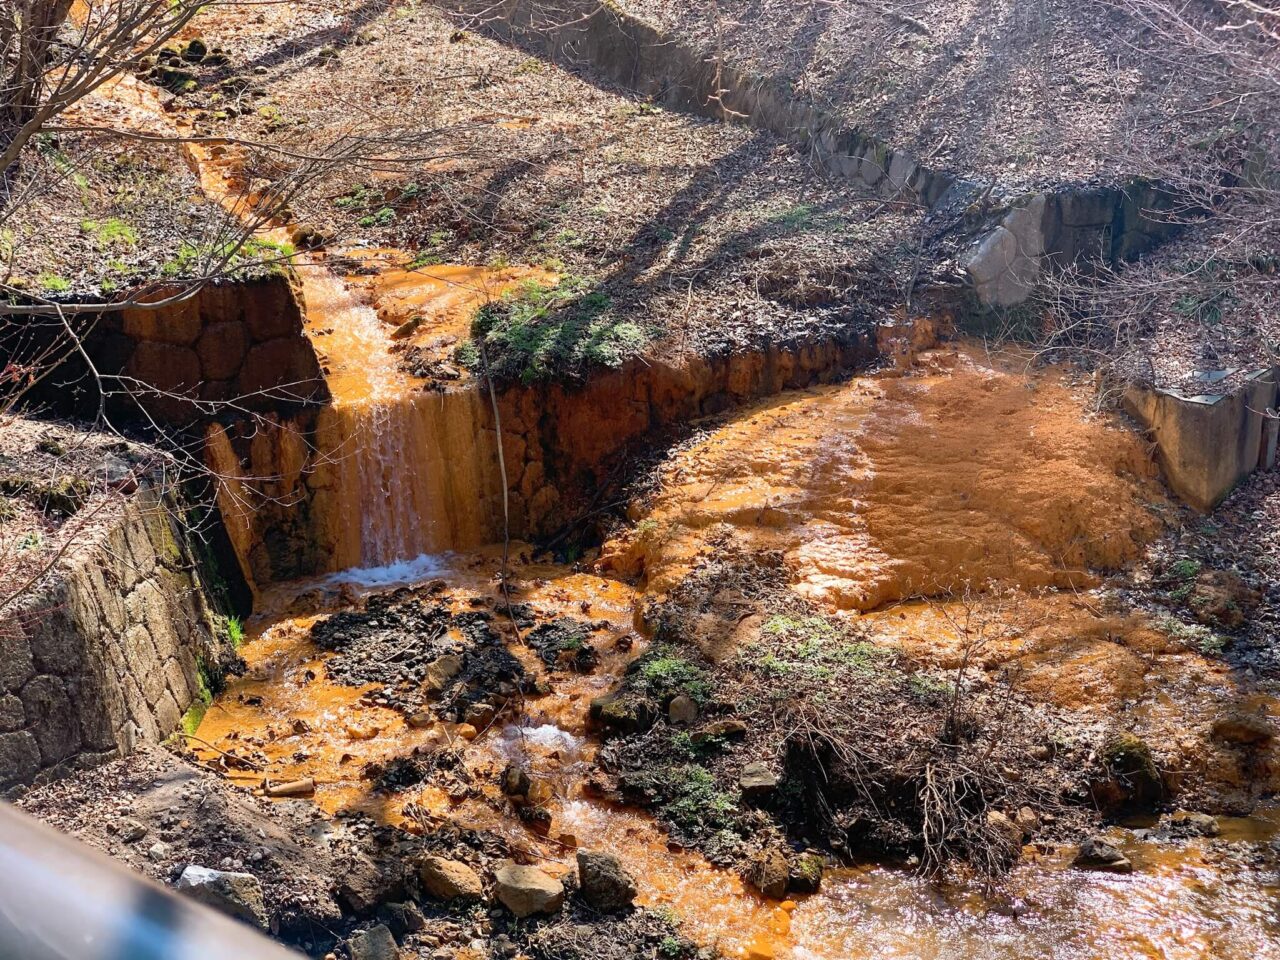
left=1124, top=368, right=1278, bottom=511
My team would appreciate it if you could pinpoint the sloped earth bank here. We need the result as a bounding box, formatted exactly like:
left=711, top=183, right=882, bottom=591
left=55, top=344, right=1266, bottom=960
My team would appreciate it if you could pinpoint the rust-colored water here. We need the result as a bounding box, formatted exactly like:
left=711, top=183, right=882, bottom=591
left=192, top=337, right=1280, bottom=959
left=197, top=547, right=1280, bottom=960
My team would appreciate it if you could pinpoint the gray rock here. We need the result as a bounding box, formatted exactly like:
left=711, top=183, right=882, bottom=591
left=378, top=901, right=426, bottom=936
left=962, top=194, right=1047, bottom=306
left=0, top=731, right=41, bottom=789
left=1160, top=811, right=1220, bottom=839
left=0, top=694, right=25, bottom=733
left=419, top=855, right=484, bottom=901
left=175, top=866, right=269, bottom=928
left=20, top=674, right=79, bottom=765
left=739, top=761, right=779, bottom=798
left=589, top=692, right=655, bottom=734
left=147, top=841, right=171, bottom=862
left=493, top=861, right=564, bottom=917
left=349, top=923, right=401, bottom=960
left=667, top=694, right=698, bottom=725
left=576, top=849, right=637, bottom=912
left=1073, top=837, right=1133, bottom=874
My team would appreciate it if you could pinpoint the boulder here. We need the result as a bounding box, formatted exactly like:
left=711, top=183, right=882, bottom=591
left=742, top=848, right=789, bottom=900
left=424, top=654, right=464, bottom=693
left=175, top=866, right=269, bottom=929
left=668, top=694, right=699, bottom=725
left=576, top=849, right=637, bottom=912
left=787, top=852, right=824, bottom=894
left=739, top=761, right=779, bottom=799
left=348, top=924, right=400, bottom=960
left=494, top=861, right=565, bottom=917
left=1211, top=711, right=1277, bottom=745
left=1073, top=837, right=1133, bottom=874
left=418, top=856, right=484, bottom=901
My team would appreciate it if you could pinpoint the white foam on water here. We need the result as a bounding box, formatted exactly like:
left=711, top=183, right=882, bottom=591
left=497, top=723, right=584, bottom=761
left=323, top=552, right=455, bottom=589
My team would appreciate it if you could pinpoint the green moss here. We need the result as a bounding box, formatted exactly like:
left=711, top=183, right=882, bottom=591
left=37, top=272, right=71, bottom=293
left=1169, top=558, right=1202, bottom=580
left=179, top=700, right=207, bottom=736
left=0, top=474, right=89, bottom=517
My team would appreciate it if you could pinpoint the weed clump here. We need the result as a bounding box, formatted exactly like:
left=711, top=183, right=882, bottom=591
left=465, top=276, right=651, bottom=383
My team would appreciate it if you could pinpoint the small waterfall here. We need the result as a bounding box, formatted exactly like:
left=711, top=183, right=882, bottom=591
left=298, top=259, right=504, bottom=571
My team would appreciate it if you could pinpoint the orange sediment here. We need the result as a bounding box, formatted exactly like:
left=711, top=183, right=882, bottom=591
left=604, top=345, right=1166, bottom=612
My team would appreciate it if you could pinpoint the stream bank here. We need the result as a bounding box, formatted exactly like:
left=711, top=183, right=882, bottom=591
left=156, top=343, right=1280, bottom=958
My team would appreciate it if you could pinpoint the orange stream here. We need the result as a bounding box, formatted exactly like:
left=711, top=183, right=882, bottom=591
left=196, top=347, right=1280, bottom=960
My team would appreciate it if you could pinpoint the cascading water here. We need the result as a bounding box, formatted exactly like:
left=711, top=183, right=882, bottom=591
left=294, top=257, right=505, bottom=571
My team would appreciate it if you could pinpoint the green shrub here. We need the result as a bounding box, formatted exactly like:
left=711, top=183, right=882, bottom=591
left=467, top=275, right=651, bottom=382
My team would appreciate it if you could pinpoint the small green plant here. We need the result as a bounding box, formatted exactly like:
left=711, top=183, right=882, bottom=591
left=1155, top=615, right=1227, bottom=655
left=1168, top=559, right=1202, bottom=580
left=468, top=275, right=651, bottom=382
left=81, top=217, right=138, bottom=249
left=773, top=203, right=815, bottom=229
left=19, top=531, right=42, bottom=551
left=225, top=616, right=245, bottom=649
left=358, top=206, right=396, bottom=228
left=633, top=648, right=712, bottom=703
left=662, top=764, right=738, bottom=834
left=37, top=272, right=71, bottom=293
left=908, top=673, right=952, bottom=700
left=335, top=184, right=376, bottom=211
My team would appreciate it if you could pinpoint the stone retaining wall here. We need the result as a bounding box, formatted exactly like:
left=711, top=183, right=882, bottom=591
left=1, top=483, right=233, bottom=793
left=91, top=275, right=327, bottom=424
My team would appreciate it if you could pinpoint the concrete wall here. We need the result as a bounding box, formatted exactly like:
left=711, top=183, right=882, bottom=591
left=206, top=329, right=880, bottom=584
left=1125, top=369, right=1278, bottom=511
left=1, top=483, right=234, bottom=794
